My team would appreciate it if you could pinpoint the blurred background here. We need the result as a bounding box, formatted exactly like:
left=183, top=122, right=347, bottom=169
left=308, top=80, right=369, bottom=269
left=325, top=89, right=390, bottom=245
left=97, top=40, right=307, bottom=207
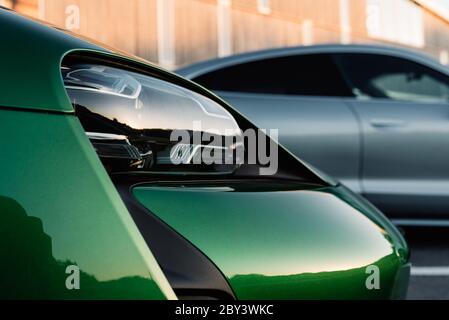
left=2, top=0, right=449, bottom=69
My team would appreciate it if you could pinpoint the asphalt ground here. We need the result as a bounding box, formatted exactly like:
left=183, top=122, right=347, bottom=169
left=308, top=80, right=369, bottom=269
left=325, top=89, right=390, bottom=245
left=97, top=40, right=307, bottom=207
left=402, top=227, right=449, bottom=299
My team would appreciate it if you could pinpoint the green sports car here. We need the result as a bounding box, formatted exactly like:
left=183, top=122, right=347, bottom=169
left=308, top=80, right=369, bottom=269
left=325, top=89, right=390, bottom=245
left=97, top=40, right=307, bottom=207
left=0, top=7, right=410, bottom=300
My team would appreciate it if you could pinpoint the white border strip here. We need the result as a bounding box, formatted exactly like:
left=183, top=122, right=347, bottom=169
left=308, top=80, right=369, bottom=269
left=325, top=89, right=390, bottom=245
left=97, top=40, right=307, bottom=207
left=412, top=267, right=449, bottom=276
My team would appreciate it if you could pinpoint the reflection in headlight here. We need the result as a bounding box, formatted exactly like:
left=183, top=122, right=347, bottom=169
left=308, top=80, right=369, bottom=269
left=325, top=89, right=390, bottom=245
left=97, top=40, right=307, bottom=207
left=63, top=62, right=244, bottom=174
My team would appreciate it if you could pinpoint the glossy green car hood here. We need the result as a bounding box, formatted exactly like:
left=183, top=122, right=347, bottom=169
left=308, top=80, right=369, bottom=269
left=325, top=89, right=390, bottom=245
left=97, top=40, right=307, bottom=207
left=0, top=108, right=175, bottom=299
left=0, top=9, right=170, bottom=113
left=133, top=183, right=409, bottom=299
left=0, top=9, right=100, bottom=112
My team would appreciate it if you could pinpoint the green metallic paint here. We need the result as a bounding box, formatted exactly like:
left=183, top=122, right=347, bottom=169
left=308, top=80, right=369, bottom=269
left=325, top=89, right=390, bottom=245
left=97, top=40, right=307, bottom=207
left=0, top=8, right=410, bottom=299
left=133, top=183, right=409, bottom=299
left=0, top=109, right=175, bottom=299
left=0, top=10, right=102, bottom=112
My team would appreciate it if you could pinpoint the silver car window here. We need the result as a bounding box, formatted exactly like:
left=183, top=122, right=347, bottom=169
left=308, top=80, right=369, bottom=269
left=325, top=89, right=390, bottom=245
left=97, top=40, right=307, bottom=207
left=336, top=53, right=449, bottom=103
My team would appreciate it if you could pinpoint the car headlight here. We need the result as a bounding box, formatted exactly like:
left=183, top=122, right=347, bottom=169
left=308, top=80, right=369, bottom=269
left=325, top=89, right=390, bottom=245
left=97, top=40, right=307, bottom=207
left=62, top=62, right=244, bottom=174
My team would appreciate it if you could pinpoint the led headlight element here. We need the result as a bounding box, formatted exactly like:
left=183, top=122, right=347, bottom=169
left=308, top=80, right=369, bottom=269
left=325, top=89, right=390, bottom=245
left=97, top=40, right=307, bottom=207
left=63, top=62, right=243, bottom=174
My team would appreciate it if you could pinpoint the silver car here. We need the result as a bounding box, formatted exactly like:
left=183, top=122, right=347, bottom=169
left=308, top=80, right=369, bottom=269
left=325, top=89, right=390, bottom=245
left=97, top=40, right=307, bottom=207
left=177, top=44, right=449, bottom=225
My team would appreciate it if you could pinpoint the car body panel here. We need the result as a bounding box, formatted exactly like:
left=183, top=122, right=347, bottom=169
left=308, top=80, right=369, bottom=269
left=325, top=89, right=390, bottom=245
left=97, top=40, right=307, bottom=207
left=0, top=9, right=103, bottom=112
left=0, top=109, right=176, bottom=299
left=177, top=44, right=449, bottom=79
left=0, top=8, right=411, bottom=300
left=178, top=44, right=449, bottom=220
left=347, top=98, right=449, bottom=218
left=133, top=183, right=409, bottom=299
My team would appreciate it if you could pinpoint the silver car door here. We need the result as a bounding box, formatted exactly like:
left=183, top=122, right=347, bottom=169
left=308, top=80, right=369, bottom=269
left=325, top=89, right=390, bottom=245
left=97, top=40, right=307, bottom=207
left=336, top=53, right=449, bottom=219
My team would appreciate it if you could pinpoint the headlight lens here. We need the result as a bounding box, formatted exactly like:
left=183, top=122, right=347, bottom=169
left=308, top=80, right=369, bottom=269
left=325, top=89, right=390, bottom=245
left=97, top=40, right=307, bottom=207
left=62, top=62, right=243, bottom=174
